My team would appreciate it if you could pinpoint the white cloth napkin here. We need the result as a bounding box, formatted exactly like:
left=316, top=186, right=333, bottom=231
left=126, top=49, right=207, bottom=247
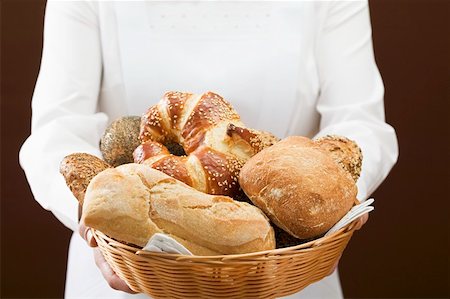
left=142, top=233, right=193, bottom=255
left=325, top=198, right=375, bottom=237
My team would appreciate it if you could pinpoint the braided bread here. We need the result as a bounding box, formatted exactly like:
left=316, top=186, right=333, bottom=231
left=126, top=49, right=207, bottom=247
left=133, top=91, right=279, bottom=197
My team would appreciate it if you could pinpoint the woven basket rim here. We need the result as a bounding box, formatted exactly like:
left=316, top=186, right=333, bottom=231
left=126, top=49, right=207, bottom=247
left=92, top=216, right=362, bottom=260
left=93, top=217, right=361, bottom=298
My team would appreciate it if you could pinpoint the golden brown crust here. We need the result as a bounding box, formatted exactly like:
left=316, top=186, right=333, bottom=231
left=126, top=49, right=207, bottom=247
left=161, top=91, right=192, bottom=131
left=192, top=147, right=244, bottom=196
left=59, top=153, right=110, bottom=206
left=133, top=141, right=170, bottom=164
left=140, top=105, right=166, bottom=143
left=239, top=136, right=357, bottom=239
left=134, top=142, right=245, bottom=197
left=82, top=163, right=275, bottom=255
left=136, top=91, right=278, bottom=198
left=181, top=92, right=240, bottom=153
left=227, top=123, right=280, bottom=154
left=150, top=155, right=193, bottom=187
left=314, top=135, right=363, bottom=182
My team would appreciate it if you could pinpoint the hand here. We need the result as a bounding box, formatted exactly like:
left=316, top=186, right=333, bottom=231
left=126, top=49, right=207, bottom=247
left=353, top=212, right=369, bottom=230
left=327, top=213, right=369, bottom=276
left=79, top=223, right=137, bottom=294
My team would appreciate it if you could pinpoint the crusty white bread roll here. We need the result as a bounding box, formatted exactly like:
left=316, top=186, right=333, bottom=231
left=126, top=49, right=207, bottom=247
left=239, top=136, right=359, bottom=239
left=82, top=163, right=275, bottom=255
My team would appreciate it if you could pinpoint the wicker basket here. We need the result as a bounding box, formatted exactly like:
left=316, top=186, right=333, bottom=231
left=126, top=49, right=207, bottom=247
left=92, top=217, right=361, bottom=299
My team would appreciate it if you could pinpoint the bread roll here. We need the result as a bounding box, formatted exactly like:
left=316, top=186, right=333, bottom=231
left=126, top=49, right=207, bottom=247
left=82, top=163, right=275, bottom=255
left=60, top=153, right=110, bottom=206
left=134, top=91, right=279, bottom=197
left=239, top=136, right=358, bottom=239
left=314, top=135, right=363, bottom=182
left=100, top=116, right=141, bottom=167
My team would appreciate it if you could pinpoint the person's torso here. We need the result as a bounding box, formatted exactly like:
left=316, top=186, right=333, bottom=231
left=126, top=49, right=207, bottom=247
left=96, top=1, right=322, bottom=138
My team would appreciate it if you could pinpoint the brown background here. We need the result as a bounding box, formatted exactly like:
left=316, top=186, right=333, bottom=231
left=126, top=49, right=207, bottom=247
left=1, top=0, right=449, bottom=298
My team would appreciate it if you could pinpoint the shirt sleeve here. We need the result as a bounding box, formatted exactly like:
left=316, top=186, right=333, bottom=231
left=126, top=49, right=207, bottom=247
left=19, top=0, right=108, bottom=231
left=314, top=0, right=399, bottom=201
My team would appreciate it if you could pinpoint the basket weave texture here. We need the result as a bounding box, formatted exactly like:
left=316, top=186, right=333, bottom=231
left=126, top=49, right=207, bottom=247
left=92, top=218, right=360, bottom=299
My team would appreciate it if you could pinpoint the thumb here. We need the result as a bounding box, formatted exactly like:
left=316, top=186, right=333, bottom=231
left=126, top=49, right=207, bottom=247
left=79, top=222, right=98, bottom=247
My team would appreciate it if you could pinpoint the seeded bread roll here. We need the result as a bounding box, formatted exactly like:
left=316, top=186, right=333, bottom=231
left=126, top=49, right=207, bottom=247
left=82, top=163, right=275, bottom=255
left=60, top=153, right=110, bottom=206
left=100, top=116, right=141, bottom=167
left=239, top=136, right=358, bottom=239
left=314, top=135, right=362, bottom=182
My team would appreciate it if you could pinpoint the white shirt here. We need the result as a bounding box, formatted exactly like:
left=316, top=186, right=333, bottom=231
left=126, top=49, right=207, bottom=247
left=19, top=1, right=398, bottom=298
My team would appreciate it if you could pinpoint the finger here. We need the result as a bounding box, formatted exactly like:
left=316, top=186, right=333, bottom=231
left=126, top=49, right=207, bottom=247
left=93, top=249, right=137, bottom=294
left=78, top=223, right=97, bottom=247
left=354, top=213, right=369, bottom=230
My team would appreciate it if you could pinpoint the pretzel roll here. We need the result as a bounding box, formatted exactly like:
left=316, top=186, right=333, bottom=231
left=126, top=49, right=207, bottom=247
left=134, top=91, right=279, bottom=197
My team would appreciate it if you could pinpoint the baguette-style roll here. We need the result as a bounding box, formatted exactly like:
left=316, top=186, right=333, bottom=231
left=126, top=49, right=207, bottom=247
left=82, top=163, right=275, bottom=255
